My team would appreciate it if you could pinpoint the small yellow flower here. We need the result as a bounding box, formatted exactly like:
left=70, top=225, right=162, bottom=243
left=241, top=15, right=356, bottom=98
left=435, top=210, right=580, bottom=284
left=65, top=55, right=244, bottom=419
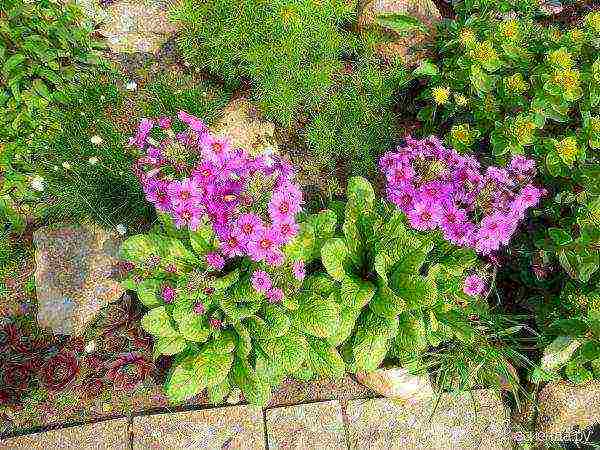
left=280, top=5, right=297, bottom=23
left=499, top=19, right=520, bottom=40
left=483, top=94, right=498, bottom=114
left=569, top=28, right=584, bottom=43
left=459, top=28, right=477, bottom=47
left=590, top=117, right=600, bottom=133
left=454, top=93, right=468, bottom=106
left=585, top=12, right=600, bottom=34
left=432, top=86, right=450, bottom=105
left=553, top=68, right=581, bottom=91
left=548, top=27, right=562, bottom=42
left=450, top=124, right=478, bottom=148
left=547, top=48, right=574, bottom=69
left=513, top=116, right=536, bottom=145
left=555, top=136, right=579, bottom=161
left=471, top=40, right=498, bottom=65
left=505, top=73, right=528, bottom=94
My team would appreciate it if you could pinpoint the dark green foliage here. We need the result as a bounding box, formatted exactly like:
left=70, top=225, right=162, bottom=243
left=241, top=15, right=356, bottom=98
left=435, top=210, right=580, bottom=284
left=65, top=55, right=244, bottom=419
left=305, top=60, right=406, bottom=176
left=0, top=0, right=105, bottom=150
left=32, top=70, right=232, bottom=231
left=173, top=0, right=410, bottom=177
left=172, top=0, right=353, bottom=126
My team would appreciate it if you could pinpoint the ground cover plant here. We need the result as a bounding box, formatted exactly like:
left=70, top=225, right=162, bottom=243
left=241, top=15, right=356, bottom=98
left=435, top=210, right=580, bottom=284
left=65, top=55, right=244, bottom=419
left=119, top=113, right=346, bottom=404
left=172, top=0, right=410, bottom=179
left=0, top=0, right=106, bottom=227
left=409, top=2, right=600, bottom=383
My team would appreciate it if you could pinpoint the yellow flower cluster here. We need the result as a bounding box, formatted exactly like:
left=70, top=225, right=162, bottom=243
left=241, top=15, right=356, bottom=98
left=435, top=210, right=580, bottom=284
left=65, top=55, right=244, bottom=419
left=460, top=28, right=477, bottom=47
left=505, top=73, right=528, bottom=94
left=548, top=48, right=574, bottom=69
left=513, top=116, right=536, bottom=144
left=555, top=136, right=579, bottom=160
left=553, top=69, right=581, bottom=91
left=454, top=93, right=468, bottom=107
left=499, top=19, right=520, bottom=40
left=471, top=40, right=498, bottom=65
left=484, top=94, right=498, bottom=114
left=590, top=117, right=600, bottom=134
left=432, top=86, right=450, bottom=105
left=585, top=12, right=600, bottom=34
left=569, top=28, right=584, bottom=43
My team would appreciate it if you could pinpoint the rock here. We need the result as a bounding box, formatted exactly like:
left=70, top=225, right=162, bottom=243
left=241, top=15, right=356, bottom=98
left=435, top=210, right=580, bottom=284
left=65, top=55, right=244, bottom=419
left=34, top=223, right=124, bottom=336
left=73, top=0, right=111, bottom=25
left=537, top=380, right=600, bottom=435
left=346, top=390, right=512, bottom=450
left=132, top=405, right=266, bottom=449
left=359, top=0, right=441, bottom=67
left=265, top=400, right=347, bottom=450
left=212, top=98, right=279, bottom=156
left=98, top=0, right=180, bottom=54
left=356, top=367, right=434, bottom=403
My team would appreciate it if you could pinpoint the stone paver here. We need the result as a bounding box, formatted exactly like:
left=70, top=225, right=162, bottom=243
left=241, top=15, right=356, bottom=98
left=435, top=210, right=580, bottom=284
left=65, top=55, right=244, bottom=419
left=34, top=223, right=124, bottom=335
left=266, top=400, right=347, bottom=450
left=346, top=390, right=511, bottom=450
left=0, top=418, right=129, bottom=450
left=132, top=405, right=265, bottom=450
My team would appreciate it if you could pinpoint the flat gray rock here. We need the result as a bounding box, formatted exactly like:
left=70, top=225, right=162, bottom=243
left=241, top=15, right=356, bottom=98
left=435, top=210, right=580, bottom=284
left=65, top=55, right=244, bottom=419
left=34, top=223, right=124, bottom=336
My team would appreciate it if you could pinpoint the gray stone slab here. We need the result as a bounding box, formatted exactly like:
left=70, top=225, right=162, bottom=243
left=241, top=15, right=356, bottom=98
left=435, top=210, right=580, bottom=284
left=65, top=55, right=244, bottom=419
left=266, top=400, right=347, bottom=450
left=0, top=418, right=129, bottom=450
left=132, top=405, right=265, bottom=449
left=346, top=390, right=511, bottom=449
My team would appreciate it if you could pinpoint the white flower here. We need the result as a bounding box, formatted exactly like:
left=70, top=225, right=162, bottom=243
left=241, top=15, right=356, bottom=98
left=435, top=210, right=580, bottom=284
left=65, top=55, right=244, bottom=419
left=125, top=81, right=138, bottom=91
left=90, top=135, right=104, bottom=145
left=30, top=175, right=45, bottom=192
left=84, top=341, right=96, bottom=354
left=88, top=156, right=100, bottom=165
left=116, top=224, right=127, bottom=236
left=62, top=162, right=72, bottom=170
left=53, top=165, right=59, bottom=171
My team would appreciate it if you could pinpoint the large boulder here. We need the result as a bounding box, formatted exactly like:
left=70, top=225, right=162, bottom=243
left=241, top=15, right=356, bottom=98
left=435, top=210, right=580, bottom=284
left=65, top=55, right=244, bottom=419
left=211, top=98, right=280, bottom=156
left=34, top=223, right=124, bottom=336
left=98, top=0, right=180, bottom=54
left=537, top=380, right=600, bottom=436
left=359, top=0, right=441, bottom=67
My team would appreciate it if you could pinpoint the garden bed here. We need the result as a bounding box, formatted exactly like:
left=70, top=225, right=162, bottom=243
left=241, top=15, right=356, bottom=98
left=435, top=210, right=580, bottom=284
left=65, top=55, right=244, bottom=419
left=1, top=0, right=600, bottom=446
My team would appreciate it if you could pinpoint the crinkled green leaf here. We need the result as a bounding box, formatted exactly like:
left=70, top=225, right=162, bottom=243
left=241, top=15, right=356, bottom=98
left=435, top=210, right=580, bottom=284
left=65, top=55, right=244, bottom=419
left=154, top=335, right=187, bottom=357
left=292, top=293, right=340, bottom=338
left=230, top=357, right=271, bottom=406
left=321, top=238, right=350, bottom=281
left=141, top=306, right=178, bottom=338
left=307, top=336, right=345, bottom=379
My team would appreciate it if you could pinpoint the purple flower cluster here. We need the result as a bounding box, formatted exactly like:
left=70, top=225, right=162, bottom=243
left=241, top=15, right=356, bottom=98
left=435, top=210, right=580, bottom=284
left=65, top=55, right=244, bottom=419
left=380, top=136, right=545, bottom=255
left=131, top=111, right=303, bottom=268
